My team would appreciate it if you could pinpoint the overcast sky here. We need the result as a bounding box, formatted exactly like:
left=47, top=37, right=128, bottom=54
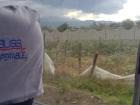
left=0, top=0, right=140, bottom=22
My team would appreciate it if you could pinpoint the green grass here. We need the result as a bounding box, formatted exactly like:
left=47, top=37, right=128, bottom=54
left=44, top=75, right=133, bottom=105
left=44, top=40, right=137, bottom=105
left=46, top=40, right=138, bottom=57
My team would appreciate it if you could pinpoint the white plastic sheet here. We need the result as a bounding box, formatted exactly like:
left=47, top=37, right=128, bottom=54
left=44, top=53, right=55, bottom=75
left=81, top=66, right=134, bottom=83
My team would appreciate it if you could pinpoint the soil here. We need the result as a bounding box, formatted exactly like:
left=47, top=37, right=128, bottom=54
left=38, top=85, right=108, bottom=105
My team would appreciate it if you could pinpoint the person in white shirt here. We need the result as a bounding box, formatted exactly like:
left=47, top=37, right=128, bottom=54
left=0, top=5, right=44, bottom=105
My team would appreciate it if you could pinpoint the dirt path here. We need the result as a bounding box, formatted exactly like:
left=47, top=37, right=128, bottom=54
left=38, top=85, right=108, bottom=105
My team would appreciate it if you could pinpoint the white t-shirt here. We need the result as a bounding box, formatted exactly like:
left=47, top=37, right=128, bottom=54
left=0, top=5, right=44, bottom=104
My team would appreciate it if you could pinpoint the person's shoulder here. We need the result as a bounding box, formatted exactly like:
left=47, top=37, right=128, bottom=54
left=22, top=6, right=39, bottom=20
left=0, top=5, right=39, bottom=27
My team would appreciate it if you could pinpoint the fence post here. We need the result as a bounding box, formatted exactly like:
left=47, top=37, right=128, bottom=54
left=132, top=43, right=140, bottom=105
left=64, top=40, right=68, bottom=64
left=89, top=53, right=99, bottom=77
left=54, top=40, right=60, bottom=66
left=78, top=42, right=82, bottom=71
left=134, top=26, right=136, bottom=40
left=105, top=27, right=107, bottom=40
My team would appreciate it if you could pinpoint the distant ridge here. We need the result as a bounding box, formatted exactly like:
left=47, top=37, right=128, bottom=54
left=40, top=18, right=113, bottom=28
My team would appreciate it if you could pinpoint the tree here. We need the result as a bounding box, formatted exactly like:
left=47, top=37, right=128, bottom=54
left=90, top=22, right=96, bottom=29
left=121, top=19, right=134, bottom=30
left=57, top=23, right=69, bottom=32
left=94, top=23, right=105, bottom=31
left=136, top=21, right=140, bottom=29
left=42, top=25, right=54, bottom=32
left=109, top=23, right=120, bottom=29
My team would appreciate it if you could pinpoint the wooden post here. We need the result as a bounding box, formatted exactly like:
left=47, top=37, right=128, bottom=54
left=64, top=40, right=68, bottom=64
left=64, top=40, right=68, bottom=58
left=54, top=40, right=60, bottom=66
left=132, top=43, right=140, bottom=105
left=105, top=27, right=107, bottom=40
left=89, top=53, right=99, bottom=77
left=78, top=42, right=82, bottom=70
left=134, top=26, right=136, bottom=40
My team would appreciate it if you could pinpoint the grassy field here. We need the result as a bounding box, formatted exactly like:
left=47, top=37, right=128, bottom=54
left=43, top=27, right=140, bottom=41
left=43, top=75, right=133, bottom=105
left=43, top=39, right=138, bottom=105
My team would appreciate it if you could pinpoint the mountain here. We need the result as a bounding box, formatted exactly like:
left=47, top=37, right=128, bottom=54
left=40, top=18, right=113, bottom=28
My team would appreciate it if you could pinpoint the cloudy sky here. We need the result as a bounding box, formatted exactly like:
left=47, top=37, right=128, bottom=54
left=0, top=0, right=140, bottom=22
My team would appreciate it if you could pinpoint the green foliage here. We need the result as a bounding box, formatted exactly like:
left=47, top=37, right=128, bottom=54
left=136, top=21, right=140, bottom=29
left=44, top=75, right=133, bottom=105
left=44, top=40, right=137, bottom=105
left=57, top=23, right=69, bottom=32
left=94, top=23, right=105, bottom=31
left=42, top=25, right=54, bottom=32
left=46, top=40, right=138, bottom=57
left=121, top=19, right=134, bottom=30
left=110, top=23, right=120, bottom=29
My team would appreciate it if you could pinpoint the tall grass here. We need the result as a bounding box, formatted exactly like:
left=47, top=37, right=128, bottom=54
left=44, top=40, right=137, bottom=105
left=46, top=40, right=138, bottom=57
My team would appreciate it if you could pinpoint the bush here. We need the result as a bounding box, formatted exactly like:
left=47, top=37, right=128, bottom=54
left=94, top=23, right=105, bottom=31
left=121, top=19, right=134, bottom=30
left=110, top=23, right=120, bottom=29
left=57, top=23, right=69, bottom=32
left=136, top=21, right=140, bottom=29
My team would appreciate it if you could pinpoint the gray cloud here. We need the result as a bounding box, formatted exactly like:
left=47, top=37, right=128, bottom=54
left=33, top=0, right=127, bottom=14
left=26, top=1, right=70, bottom=19
left=0, top=0, right=27, bottom=6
